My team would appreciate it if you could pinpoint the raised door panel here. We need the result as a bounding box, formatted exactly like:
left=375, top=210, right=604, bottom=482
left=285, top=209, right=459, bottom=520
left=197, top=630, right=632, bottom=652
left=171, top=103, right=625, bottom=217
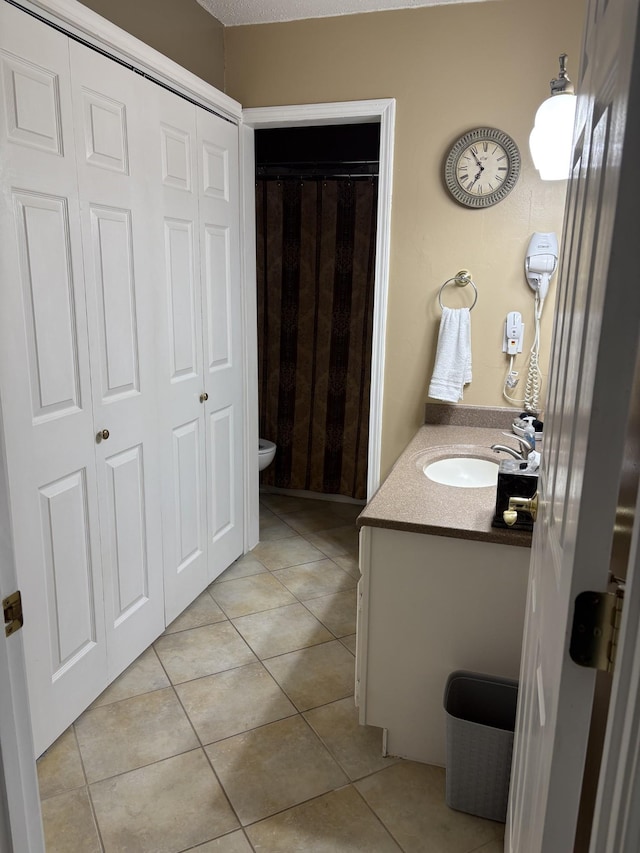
left=39, top=469, right=98, bottom=672
left=104, top=445, right=150, bottom=623
left=161, top=123, right=192, bottom=192
left=0, top=3, right=106, bottom=756
left=209, top=405, right=234, bottom=543
left=197, top=109, right=243, bottom=581
left=165, top=218, right=198, bottom=381
left=69, top=41, right=164, bottom=680
left=13, top=191, right=82, bottom=421
left=89, top=205, right=140, bottom=400
left=202, top=140, right=229, bottom=201
left=1, top=53, right=62, bottom=154
left=172, top=419, right=205, bottom=574
left=155, top=89, right=208, bottom=624
left=204, top=224, right=232, bottom=372
left=81, top=88, right=128, bottom=173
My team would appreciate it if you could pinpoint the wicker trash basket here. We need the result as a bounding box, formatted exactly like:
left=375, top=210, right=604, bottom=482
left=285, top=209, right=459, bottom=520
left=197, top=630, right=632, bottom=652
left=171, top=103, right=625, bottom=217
left=443, top=670, right=518, bottom=823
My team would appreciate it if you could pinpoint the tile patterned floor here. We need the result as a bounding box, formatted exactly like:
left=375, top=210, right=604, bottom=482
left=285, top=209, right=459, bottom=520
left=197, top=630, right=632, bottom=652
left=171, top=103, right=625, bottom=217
left=37, top=494, right=505, bottom=853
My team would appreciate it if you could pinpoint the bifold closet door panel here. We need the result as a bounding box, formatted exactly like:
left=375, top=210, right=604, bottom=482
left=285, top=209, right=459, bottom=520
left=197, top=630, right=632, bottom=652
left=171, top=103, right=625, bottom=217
left=68, top=41, right=165, bottom=679
left=155, top=89, right=209, bottom=624
left=0, top=3, right=107, bottom=756
left=196, top=109, right=244, bottom=580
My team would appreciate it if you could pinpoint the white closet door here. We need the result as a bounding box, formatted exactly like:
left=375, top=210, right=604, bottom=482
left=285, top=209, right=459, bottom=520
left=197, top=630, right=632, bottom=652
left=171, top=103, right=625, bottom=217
left=197, top=110, right=244, bottom=580
left=155, top=89, right=209, bottom=623
left=68, top=42, right=164, bottom=679
left=0, top=4, right=107, bottom=755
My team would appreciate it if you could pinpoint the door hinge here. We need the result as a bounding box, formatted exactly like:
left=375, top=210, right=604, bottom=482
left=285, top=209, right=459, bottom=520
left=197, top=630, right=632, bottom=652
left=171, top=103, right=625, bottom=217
left=3, top=590, right=23, bottom=638
left=570, top=576, right=625, bottom=673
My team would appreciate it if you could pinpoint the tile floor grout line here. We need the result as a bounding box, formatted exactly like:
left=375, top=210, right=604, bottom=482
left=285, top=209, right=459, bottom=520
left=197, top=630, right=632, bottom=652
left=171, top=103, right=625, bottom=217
left=160, top=616, right=231, bottom=638
left=271, top=555, right=355, bottom=574
left=466, top=832, right=506, bottom=852
left=279, top=523, right=361, bottom=534
left=84, top=784, right=107, bottom=853
left=297, top=589, right=358, bottom=637
left=229, top=618, right=334, bottom=660
left=350, top=780, right=408, bottom=852
left=176, top=826, right=257, bottom=853
left=151, top=655, right=273, bottom=689
left=167, top=671, right=256, bottom=844
left=298, top=708, right=359, bottom=783
left=255, top=636, right=352, bottom=669
left=182, top=594, right=295, bottom=625
left=236, top=781, right=362, bottom=834
left=82, top=744, right=204, bottom=788
left=191, top=704, right=297, bottom=749
left=271, top=585, right=358, bottom=604
left=71, top=726, right=106, bottom=853
left=199, top=729, right=252, bottom=840
left=169, top=674, right=207, bottom=750
left=296, top=601, right=344, bottom=642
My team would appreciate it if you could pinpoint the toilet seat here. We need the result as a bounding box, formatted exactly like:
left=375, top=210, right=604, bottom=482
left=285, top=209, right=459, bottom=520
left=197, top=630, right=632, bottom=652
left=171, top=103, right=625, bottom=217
left=258, top=438, right=276, bottom=471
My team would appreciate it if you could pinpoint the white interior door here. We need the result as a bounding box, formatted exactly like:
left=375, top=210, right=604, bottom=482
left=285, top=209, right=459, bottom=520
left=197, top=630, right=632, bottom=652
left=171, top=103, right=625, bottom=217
left=197, top=109, right=244, bottom=580
left=0, top=3, right=108, bottom=756
left=507, top=0, right=640, bottom=848
left=0, top=407, right=45, bottom=852
left=69, top=41, right=165, bottom=679
left=155, top=88, right=210, bottom=623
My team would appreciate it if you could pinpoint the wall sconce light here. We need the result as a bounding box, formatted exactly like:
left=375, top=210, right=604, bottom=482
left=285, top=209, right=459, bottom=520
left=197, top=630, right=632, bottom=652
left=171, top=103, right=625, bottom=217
left=529, top=54, right=577, bottom=181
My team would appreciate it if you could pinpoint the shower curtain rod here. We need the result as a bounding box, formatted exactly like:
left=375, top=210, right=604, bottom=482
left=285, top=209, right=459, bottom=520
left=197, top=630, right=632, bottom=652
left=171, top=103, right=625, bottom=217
left=256, top=162, right=379, bottom=180
left=256, top=174, right=379, bottom=181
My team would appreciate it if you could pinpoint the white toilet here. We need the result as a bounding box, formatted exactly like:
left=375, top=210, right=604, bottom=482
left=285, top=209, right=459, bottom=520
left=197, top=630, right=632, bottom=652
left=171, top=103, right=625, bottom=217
left=258, top=438, right=276, bottom=471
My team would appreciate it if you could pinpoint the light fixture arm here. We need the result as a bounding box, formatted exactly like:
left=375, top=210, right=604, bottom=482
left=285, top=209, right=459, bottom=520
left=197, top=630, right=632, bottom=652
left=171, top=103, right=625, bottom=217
left=550, top=53, right=575, bottom=96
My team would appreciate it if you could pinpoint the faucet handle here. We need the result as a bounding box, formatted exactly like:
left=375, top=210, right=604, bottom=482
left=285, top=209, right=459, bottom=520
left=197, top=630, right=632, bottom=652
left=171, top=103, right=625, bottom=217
left=503, top=493, right=539, bottom=526
left=501, top=432, right=532, bottom=458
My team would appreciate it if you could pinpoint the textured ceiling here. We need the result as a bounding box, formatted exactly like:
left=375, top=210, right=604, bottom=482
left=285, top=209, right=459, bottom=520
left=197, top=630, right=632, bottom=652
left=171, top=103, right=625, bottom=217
left=195, top=0, right=487, bottom=27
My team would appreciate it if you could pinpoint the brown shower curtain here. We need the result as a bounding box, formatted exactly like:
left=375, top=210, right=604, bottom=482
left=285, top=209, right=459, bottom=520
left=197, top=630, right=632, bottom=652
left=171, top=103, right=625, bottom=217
left=256, top=177, right=377, bottom=500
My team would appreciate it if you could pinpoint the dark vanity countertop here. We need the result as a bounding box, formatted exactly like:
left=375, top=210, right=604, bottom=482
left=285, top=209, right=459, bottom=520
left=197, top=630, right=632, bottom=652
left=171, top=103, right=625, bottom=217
left=357, top=421, right=533, bottom=548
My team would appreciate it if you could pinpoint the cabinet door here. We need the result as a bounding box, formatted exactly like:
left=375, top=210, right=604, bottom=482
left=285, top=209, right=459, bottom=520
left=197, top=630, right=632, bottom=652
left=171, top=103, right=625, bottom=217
left=69, top=42, right=165, bottom=680
left=0, top=5, right=107, bottom=755
left=197, top=109, right=244, bottom=580
left=155, top=90, right=209, bottom=623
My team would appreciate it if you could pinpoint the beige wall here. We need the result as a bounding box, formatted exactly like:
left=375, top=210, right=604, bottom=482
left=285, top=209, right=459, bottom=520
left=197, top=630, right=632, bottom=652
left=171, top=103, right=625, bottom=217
left=78, top=0, right=224, bottom=89
left=225, top=0, right=585, bottom=478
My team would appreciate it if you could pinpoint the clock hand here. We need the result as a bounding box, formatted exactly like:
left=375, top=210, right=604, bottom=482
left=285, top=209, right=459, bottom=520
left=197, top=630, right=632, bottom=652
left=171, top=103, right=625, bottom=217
left=468, top=170, right=482, bottom=190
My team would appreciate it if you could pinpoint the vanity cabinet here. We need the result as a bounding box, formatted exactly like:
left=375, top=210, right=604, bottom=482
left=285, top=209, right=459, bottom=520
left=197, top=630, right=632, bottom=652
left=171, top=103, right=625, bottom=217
left=355, top=525, right=528, bottom=766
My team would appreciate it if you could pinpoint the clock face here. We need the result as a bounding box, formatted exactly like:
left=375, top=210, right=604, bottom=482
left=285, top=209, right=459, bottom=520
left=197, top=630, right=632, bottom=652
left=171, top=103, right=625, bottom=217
left=444, top=128, right=521, bottom=208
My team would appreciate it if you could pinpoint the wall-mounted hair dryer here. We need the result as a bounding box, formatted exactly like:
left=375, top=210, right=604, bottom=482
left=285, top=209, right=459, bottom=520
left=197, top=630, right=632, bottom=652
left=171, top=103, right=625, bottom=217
left=504, top=232, right=559, bottom=413
left=525, top=232, right=558, bottom=301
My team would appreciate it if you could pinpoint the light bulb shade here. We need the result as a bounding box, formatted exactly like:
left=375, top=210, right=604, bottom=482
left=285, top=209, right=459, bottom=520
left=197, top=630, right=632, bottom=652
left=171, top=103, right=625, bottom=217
left=529, top=93, right=577, bottom=180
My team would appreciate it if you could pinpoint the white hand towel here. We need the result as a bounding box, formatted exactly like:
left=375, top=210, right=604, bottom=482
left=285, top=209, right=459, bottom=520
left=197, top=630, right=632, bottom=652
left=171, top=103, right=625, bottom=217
left=428, top=307, right=472, bottom=403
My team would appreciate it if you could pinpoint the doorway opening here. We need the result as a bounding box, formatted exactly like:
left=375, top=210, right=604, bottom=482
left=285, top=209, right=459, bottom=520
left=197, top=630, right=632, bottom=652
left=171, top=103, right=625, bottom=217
left=240, top=99, right=395, bottom=550
left=255, top=123, right=380, bottom=503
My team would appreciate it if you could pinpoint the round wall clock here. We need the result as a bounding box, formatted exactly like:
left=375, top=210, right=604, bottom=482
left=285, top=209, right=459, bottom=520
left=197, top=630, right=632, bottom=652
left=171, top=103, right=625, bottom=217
left=444, top=127, right=521, bottom=208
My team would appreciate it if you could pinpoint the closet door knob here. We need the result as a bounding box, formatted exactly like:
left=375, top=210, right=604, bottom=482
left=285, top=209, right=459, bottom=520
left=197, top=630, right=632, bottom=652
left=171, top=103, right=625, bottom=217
left=199, top=392, right=209, bottom=403
left=96, top=429, right=110, bottom=442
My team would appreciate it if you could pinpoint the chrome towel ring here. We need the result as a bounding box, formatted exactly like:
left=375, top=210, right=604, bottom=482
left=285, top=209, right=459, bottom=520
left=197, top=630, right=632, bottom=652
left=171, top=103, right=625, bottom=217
left=438, top=269, right=478, bottom=311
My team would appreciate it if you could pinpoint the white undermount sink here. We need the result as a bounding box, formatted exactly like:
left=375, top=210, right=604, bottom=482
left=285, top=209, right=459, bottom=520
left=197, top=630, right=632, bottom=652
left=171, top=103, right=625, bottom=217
left=424, top=456, right=499, bottom=488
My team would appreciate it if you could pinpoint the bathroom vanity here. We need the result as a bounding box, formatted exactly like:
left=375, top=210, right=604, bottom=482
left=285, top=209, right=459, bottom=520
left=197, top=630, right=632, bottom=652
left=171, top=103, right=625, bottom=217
left=355, top=413, right=532, bottom=766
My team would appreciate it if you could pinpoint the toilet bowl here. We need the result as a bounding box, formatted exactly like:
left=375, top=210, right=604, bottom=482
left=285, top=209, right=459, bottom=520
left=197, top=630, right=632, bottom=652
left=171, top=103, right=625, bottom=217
left=258, top=438, right=276, bottom=471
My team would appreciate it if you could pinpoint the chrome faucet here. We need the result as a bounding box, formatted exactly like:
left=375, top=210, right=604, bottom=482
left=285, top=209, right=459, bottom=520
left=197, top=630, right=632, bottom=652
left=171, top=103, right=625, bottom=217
left=491, top=435, right=534, bottom=461
left=491, top=444, right=524, bottom=461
